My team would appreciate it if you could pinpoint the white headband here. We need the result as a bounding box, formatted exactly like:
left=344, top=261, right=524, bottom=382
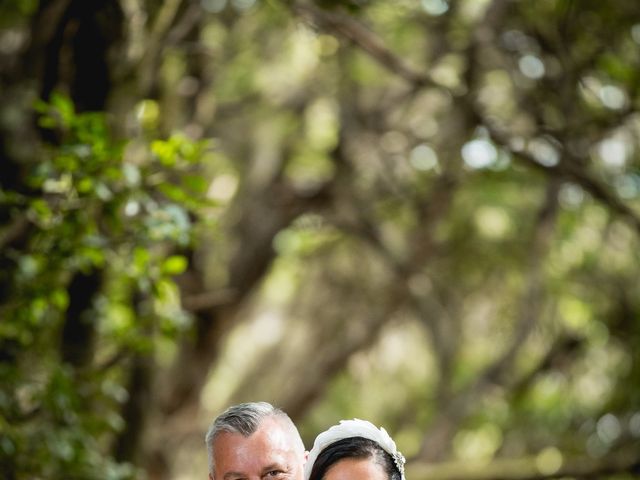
left=303, top=419, right=406, bottom=480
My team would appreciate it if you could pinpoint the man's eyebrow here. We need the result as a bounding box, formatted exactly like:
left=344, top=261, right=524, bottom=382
left=223, top=472, right=246, bottom=480
left=261, top=463, right=288, bottom=474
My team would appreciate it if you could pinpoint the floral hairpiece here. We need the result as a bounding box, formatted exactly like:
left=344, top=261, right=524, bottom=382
left=304, top=419, right=406, bottom=480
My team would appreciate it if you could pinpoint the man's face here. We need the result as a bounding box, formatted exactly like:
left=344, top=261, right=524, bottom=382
left=211, top=417, right=305, bottom=480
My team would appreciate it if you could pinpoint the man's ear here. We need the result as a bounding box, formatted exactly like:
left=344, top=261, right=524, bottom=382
left=209, top=473, right=214, bottom=480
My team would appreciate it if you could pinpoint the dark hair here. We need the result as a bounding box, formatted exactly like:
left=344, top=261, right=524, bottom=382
left=308, top=437, right=401, bottom=480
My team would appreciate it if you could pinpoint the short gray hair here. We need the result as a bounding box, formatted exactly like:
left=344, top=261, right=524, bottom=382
left=205, top=402, right=293, bottom=474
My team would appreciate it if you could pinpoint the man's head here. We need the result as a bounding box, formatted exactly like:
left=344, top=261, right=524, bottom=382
left=205, top=402, right=306, bottom=480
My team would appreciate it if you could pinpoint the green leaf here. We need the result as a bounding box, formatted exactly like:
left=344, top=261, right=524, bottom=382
left=157, top=182, right=186, bottom=202
left=161, top=255, right=188, bottom=275
left=50, top=92, right=75, bottom=126
left=151, top=140, right=177, bottom=166
left=182, top=174, right=208, bottom=194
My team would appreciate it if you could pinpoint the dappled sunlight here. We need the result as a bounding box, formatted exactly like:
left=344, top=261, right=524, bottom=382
left=2, top=0, right=640, bottom=478
left=453, top=423, right=503, bottom=463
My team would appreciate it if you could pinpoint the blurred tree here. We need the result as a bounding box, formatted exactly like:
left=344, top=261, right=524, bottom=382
left=1, top=0, right=640, bottom=479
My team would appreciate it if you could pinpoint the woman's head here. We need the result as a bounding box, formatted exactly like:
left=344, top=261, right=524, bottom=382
left=304, top=419, right=405, bottom=480
left=307, top=437, right=402, bottom=480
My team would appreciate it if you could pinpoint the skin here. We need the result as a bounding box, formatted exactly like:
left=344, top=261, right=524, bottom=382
left=322, top=458, right=388, bottom=480
left=210, top=417, right=306, bottom=480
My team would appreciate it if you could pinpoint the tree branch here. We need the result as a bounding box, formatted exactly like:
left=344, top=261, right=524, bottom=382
left=289, top=2, right=436, bottom=88
left=482, top=120, right=640, bottom=234
left=415, top=179, right=560, bottom=461
left=288, top=0, right=640, bottom=238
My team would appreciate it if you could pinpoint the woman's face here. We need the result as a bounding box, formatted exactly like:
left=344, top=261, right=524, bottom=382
left=323, top=458, right=388, bottom=480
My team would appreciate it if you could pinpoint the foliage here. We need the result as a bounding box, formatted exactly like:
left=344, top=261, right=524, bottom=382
left=1, top=0, right=640, bottom=479
left=0, top=93, right=210, bottom=478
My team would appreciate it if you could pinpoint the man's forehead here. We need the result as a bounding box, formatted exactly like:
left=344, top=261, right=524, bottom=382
left=214, top=417, right=299, bottom=459
left=254, top=417, right=297, bottom=441
left=213, top=421, right=301, bottom=479
left=244, top=417, right=295, bottom=442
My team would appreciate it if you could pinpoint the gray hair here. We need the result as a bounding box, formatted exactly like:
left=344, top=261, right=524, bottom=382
left=205, top=402, right=297, bottom=474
